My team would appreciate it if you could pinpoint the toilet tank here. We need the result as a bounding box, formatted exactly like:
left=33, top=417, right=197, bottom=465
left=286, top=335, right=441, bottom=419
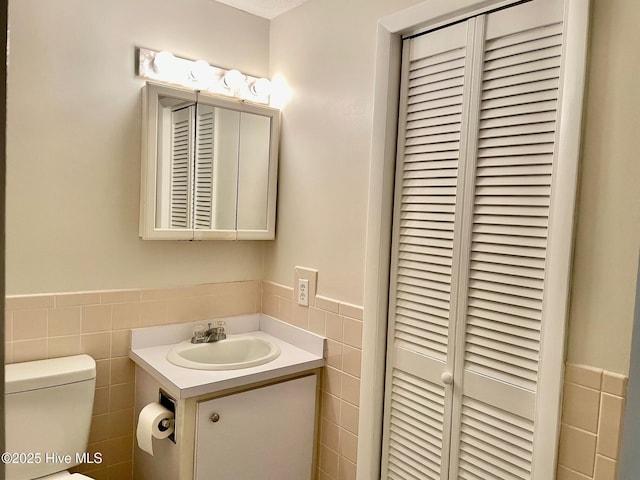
left=5, top=355, right=96, bottom=480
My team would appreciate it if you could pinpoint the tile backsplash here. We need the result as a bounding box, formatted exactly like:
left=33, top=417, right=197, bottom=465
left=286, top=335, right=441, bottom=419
left=4, top=280, right=261, bottom=480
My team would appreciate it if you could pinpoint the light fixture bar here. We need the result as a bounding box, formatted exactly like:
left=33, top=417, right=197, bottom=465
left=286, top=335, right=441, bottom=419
left=136, top=47, right=272, bottom=105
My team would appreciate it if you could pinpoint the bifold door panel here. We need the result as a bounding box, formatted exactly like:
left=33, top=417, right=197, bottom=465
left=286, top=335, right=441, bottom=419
left=382, top=0, right=587, bottom=478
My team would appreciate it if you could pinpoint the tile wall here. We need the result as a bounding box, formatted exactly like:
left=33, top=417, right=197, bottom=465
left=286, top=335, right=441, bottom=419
left=6, top=281, right=630, bottom=480
left=557, top=363, right=628, bottom=480
left=4, top=280, right=261, bottom=480
left=261, top=280, right=363, bottom=480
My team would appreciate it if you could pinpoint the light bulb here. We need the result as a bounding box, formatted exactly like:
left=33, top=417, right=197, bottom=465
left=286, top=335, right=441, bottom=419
left=250, top=78, right=272, bottom=97
left=190, top=60, right=212, bottom=83
left=222, top=69, right=246, bottom=90
left=152, top=51, right=176, bottom=74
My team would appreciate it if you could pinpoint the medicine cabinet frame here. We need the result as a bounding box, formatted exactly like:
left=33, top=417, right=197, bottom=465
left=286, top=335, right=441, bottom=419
left=139, top=82, right=280, bottom=240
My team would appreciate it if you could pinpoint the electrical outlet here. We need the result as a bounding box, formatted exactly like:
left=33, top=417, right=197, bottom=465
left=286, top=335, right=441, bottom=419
left=297, top=278, right=309, bottom=306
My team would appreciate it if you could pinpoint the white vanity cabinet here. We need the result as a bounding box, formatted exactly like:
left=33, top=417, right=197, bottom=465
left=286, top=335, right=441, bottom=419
left=130, top=315, right=325, bottom=480
left=194, top=374, right=318, bottom=480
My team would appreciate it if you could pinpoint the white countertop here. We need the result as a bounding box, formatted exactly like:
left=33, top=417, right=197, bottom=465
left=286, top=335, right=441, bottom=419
left=129, top=313, right=326, bottom=399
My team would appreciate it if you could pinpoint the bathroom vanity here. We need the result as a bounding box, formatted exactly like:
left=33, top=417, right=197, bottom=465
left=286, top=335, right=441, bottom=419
left=129, top=314, right=325, bottom=480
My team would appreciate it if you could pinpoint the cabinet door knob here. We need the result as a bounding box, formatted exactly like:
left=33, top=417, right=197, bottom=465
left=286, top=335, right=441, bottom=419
left=441, top=372, right=453, bottom=385
left=210, top=413, right=220, bottom=423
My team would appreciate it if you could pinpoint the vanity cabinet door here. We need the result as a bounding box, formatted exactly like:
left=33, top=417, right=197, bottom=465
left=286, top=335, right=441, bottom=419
left=194, top=375, right=317, bottom=480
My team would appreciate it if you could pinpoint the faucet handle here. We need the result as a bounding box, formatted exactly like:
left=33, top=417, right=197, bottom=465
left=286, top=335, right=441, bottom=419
left=193, top=323, right=206, bottom=338
left=191, top=323, right=208, bottom=343
left=216, top=320, right=226, bottom=330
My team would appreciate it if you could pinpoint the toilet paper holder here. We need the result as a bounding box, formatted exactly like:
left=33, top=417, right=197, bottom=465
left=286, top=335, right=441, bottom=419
left=159, top=418, right=175, bottom=430
left=159, top=389, right=176, bottom=444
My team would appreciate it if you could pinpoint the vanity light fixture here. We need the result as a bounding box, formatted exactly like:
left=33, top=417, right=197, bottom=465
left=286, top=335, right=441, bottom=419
left=137, top=47, right=274, bottom=106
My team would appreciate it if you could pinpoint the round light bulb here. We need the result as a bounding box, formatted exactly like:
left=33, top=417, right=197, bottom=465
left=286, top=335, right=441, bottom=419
left=152, top=51, right=176, bottom=74
left=222, top=69, right=246, bottom=90
left=250, top=77, right=272, bottom=97
left=190, top=59, right=212, bottom=83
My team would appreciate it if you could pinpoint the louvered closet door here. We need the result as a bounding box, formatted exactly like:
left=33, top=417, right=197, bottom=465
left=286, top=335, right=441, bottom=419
left=383, top=0, right=577, bottom=478
left=169, top=106, right=195, bottom=229
left=381, top=21, right=473, bottom=480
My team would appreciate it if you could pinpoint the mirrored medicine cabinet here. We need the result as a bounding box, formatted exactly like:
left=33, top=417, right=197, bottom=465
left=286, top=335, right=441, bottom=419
left=139, top=83, right=280, bottom=240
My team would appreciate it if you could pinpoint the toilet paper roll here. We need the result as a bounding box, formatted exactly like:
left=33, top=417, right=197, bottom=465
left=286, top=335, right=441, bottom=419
left=136, top=402, right=175, bottom=456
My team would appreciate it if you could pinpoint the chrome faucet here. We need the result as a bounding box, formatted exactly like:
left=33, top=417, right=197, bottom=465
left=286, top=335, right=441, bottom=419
left=191, top=321, right=227, bottom=344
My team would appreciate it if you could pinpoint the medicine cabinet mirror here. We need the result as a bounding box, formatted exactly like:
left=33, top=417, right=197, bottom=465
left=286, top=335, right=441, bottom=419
left=139, top=83, right=279, bottom=240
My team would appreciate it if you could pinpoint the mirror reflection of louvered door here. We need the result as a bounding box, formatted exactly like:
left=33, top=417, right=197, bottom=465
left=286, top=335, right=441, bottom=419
left=381, top=0, right=586, bottom=478
left=169, top=103, right=217, bottom=231
left=169, top=106, right=195, bottom=229
left=194, top=104, right=216, bottom=230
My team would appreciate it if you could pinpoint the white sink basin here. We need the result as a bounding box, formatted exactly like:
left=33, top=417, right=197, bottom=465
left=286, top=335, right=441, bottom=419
left=166, top=335, right=281, bottom=370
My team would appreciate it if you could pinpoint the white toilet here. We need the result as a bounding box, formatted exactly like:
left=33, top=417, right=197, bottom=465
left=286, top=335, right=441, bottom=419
left=5, top=354, right=97, bottom=480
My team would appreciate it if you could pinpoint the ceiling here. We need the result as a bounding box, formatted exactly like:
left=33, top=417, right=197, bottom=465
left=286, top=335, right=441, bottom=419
left=213, top=0, right=309, bottom=19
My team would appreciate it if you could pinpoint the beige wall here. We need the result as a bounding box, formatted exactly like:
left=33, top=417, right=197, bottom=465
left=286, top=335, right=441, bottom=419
left=265, top=0, right=423, bottom=304
left=566, top=0, right=640, bottom=375
left=6, top=0, right=270, bottom=295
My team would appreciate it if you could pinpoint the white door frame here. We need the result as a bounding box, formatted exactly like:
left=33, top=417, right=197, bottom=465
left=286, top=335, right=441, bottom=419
left=358, top=1, right=590, bottom=478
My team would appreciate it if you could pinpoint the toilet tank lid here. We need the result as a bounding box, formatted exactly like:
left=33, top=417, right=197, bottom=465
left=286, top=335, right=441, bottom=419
left=5, top=354, right=96, bottom=394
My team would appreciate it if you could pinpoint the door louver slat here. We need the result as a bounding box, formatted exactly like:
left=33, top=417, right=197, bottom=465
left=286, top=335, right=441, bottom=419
left=467, top=305, right=541, bottom=332
left=466, top=321, right=540, bottom=348
left=409, top=68, right=466, bottom=91
left=399, top=251, right=452, bottom=268
left=478, top=122, right=557, bottom=139
left=396, top=301, right=449, bottom=326
left=482, top=68, right=561, bottom=94
left=485, top=23, right=562, bottom=53
left=470, top=251, right=546, bottom=269
left=399, top=274, right=452, bottom=296
left=410, top=53, right=466, bottom=76
left=397, top=265, right=451, bottom=284
left=406, top=130, right=461, bottom=143
left=407, top=113, right=463, bottom=130
left=481, top=78, right=559, bottom=100
left=483, top=45, right=562, bottom=73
